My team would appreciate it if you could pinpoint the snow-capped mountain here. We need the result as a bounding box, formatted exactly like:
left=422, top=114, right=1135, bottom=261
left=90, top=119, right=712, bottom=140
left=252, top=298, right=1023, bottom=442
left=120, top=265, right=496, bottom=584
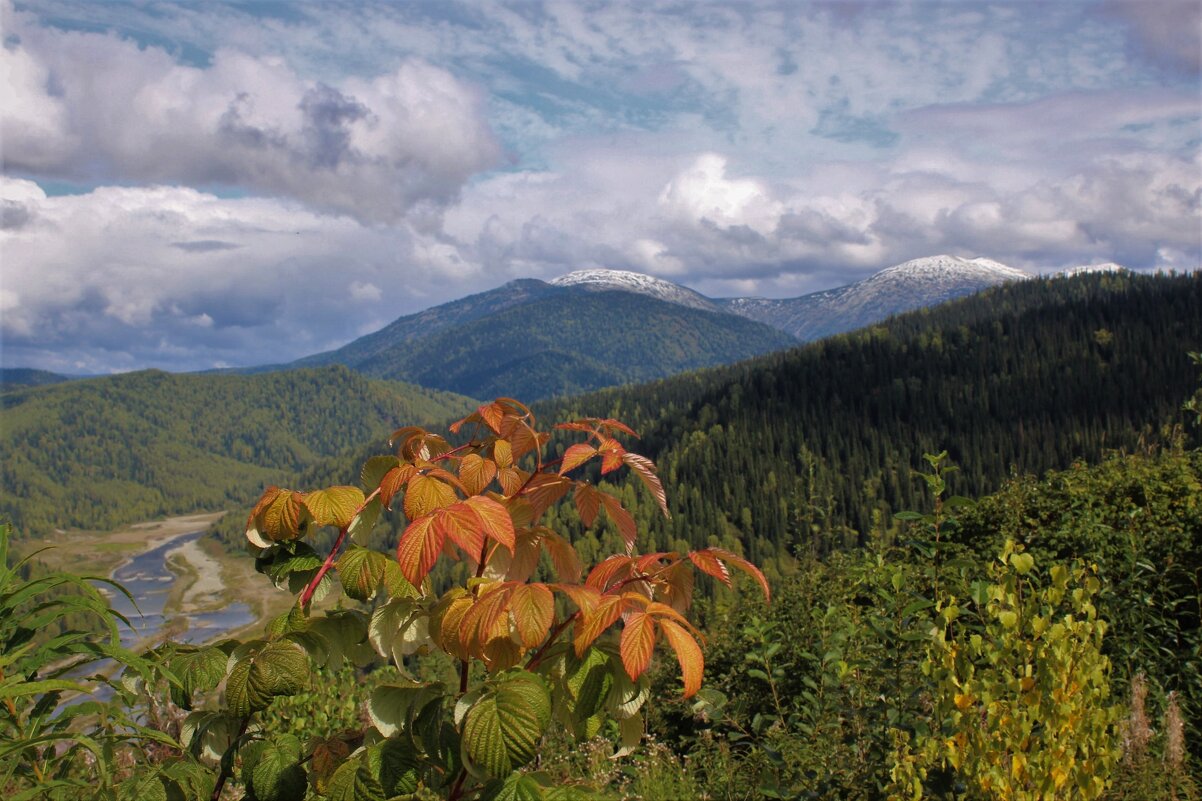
left=550, top=269, right=719, bottom=312
left=722, top=255, right=1031, bottom=342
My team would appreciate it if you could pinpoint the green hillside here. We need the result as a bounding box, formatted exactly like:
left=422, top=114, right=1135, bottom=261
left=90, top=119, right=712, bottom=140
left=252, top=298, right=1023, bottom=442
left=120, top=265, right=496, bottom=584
left=540, top=271, right=1202, bottom=567
left=0, top=366, right=476, bottom=534
left=297, top=289, right=798, bottom=400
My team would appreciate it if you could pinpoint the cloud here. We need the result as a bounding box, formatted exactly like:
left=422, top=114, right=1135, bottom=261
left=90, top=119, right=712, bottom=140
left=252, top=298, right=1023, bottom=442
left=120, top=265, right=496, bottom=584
left=1, top=7, right=501, bottom=221
left=0, top=177, right=497, bottom=372
left=1106, top=0, right=1202, bottom=75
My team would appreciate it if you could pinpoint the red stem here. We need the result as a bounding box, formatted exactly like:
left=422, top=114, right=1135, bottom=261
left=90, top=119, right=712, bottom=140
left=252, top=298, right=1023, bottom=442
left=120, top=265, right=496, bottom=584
left=300, top=526, right=348, bottom=609
left=525, top=612, right=579, bottom=671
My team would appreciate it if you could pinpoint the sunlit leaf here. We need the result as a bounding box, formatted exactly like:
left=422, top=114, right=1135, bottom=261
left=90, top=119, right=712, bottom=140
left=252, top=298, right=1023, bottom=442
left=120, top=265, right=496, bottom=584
left=622, top=452, right=671, bottom=519
left=688, top=550, right=732, bottom=588
left=619, top=612, right=656, bottom=681
left=558, top=444, right=597, bottom=475
left=509, top=583, right=555, bottom=649
left=403, top=474, right=459, bottom=520
left=543, top=531, right=583, bottom=583
left=599, top=494, right=638, bottom=551
left=709, top=548, right=771, bottom=602
left=573, top=594, right=625, bottom=656
left=336, top=546, right=390, bottom=602
left=574, top=484, right=602, bottom=527
left=460, top=454, right=498, bottom=496
left=379, top=464, right=417, bottom=510
left=465, top=495, right=516, bottom=552
left=658, top=618, right=703, bottom=698
left=461, top=671, right=551, bottom=779
left=396, top=516, right=445, bottom=586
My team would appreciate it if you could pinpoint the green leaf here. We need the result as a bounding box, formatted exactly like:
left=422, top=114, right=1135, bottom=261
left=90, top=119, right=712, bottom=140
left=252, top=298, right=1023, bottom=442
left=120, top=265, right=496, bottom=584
left=368, top=681, right=441, bottom=738
left=225, top=640, right=310, bottom=717
left=1009, top=552, right=1035, bottom=575
left=337, top=546, right=391, bottom=602
left=304, top=486, right=366, bottom=528
left=325, top=756, right=386, bottom=801
left=372, top=738, right=420, bottom=798
left=180, top=711, right=242, bottom=762
left=361, top=456, right=403, bottom=492
left=167, top=646, right=229, bottom=710
left=246, top=735, right=306, bottom=801
left=487, top=772, right=548, bottom=801
left=462, top=670, right=552, bottom=780
left=348, top=496, right=383, bottom=546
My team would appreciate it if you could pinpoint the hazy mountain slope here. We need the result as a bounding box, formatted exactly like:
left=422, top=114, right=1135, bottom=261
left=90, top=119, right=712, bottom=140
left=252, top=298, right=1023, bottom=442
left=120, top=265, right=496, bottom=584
left=722, top=255, right=1031, bottom=340
left=0, top=366, right=476, bottom=534
left=338, top=291, right=796, bottom=399
left=0, top=368, right=80, bottom=388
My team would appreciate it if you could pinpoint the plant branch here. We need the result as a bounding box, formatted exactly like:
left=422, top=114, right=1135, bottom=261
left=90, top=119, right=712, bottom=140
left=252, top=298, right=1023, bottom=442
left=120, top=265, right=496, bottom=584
left=210, top=715, right=251, bottom=801
left=525, top=613, right=579, bottom=671
left=300, top=525, right=348, bottom=610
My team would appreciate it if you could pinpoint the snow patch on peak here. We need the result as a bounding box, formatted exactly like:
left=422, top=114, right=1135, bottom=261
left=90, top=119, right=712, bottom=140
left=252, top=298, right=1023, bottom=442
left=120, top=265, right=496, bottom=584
left=879, top=255, right=1030, bottom=282
left=550, top=269, right=718, bottom=311
left=1060, top=262, right=1127, bottom=277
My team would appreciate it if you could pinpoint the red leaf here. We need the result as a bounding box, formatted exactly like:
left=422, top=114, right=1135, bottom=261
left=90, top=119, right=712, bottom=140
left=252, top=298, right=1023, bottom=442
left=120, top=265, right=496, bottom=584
left=558, top=443, right=597, bottom=475
left=434, top=504, right=485, bottom=558
left=658, top=618, right=704, bottom=698
left=623, top=452, right=671, bottom=520
left=396, top=515, right=445, bottom=586
left=380, top=464, right=417, bottom=510
left=597, top=437, right=626, bottom=474
left=522, top=473, right=572, bottom=519
left=465, top=495, right=516, bottom=552
left=586, top=555, right=634, bottom=593
left=619, top=611, right=657, bottom=681
left=573, top=593, right=625, bottom=656
left=574, top=483, right=602, bottom=527
left=688, top=550, right=732, bottom=588
left=710, top=548, right=771, bottom=602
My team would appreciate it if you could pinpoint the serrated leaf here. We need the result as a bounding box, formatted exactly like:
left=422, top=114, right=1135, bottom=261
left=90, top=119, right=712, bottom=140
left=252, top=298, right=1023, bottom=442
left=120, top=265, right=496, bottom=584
left=380, top=464, right=418, bottom=510
left=573, top=594, right=625, bottom=656
left=658, top=618, right=703, bottom=698
left=348, top=496, right=382, bottom=546
left=462, top=671, right=552, bottom=779
left=559, top=444, right=597, bottom=475
left=396, top=515, right=446, bottom=587
left=373, top=737, right=420, bottom=797
left=367, top=681, right=435, bottom=738
left=249, top=489, right=312, bottom=546
left=180, top=711, right=241, bottom=762
left=709, top=548, right=771, bottom=602
left=619, top=612, right=656, bottom=681
left=460, top=454, right=499, bottom=496
left=490, top=772, right=549, bottom=801
left=167, top=646, right=228, bottom=710
left=247, top=735, right=306, bottom=801
left=599, top=495, right=638, bottom=551
left=304, top=486, right=365, bottom=528
left=225, top=640, right=310, bottom=717
left=542, top=531, right=583, bottom=583
left=573, top=483, right=602, bottom=528
left=337, top=546, right=390, bottom=602
left=308, top=737, right=352, bottom=795
left=361, top=455, right=403, bottom=491
left=622, top=452, right=671, bottom=519
left=325, top=756, right=386, bottom=801
left=688, top=550, right=732, bottom=588
left=404, top=474, right=459, bottom=520
left=509, top=583, right=555, bottom=649
left=466, top=495, right=516, bottom=552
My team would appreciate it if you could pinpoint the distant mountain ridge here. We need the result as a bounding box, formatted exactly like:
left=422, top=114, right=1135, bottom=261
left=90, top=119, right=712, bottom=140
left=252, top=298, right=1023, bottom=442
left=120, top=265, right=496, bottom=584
left=719, top=255, right=1033, bottom=341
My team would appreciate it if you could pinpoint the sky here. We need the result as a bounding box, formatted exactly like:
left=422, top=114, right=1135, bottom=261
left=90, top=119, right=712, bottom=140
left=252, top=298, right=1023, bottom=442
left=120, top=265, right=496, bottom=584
left=1, top=0, right=1200, bottom=374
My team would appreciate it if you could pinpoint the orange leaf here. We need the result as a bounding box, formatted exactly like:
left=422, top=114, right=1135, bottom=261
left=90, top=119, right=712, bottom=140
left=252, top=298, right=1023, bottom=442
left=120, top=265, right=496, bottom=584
left=506, top=529, right=543, bottom=583
left=573, top=593, right=625, bottom=656
left=574, top=483, right=602, bottom=527
left=380, top=464, right=417, bottom=510
left=396, top=515, right=445, bottom=586
left=509, top=583, right=555, bottom=649
left=688, top=550, right=732, bottom=588
left=501, top=418, right=541, bottom=460
left=658, top=560, right=695, bottom=615
left=460, top=583, right=514, bottom=655
left=493, top=439, right=513, bottom=469
left=551, top=583, right=601, bottom=615
left=426, top=467, right=468, bottom=495
left=619, top=611, right=657, bottom=681
left=710, top=548, right=771, bottom=602
left=586, top=555, right=634, bottom=593
left=623, top=452, right=671, bottom=520
left=522, top=473, right=572, bottom=519
left=658, top=618, right=704, bottom=698
left=435, top=590, right=474, bottom=660
left=543, top=530, right=583, bottom=583
left=497, top=466, right=525, bottom=496
left=434, top=504, right=485, bottom=558
left=478, top=402, right=506, bottom=435
left=459, top=454, right=497, bottom=496
left=598, top=437, right=626, bottom=474
left=558, top=443, right=597, bottom=475
left=599, top=494, right=638, bottom=552
left=403, top=474, right=458, bottom=520
left=465, top=495, right=516, bottom=552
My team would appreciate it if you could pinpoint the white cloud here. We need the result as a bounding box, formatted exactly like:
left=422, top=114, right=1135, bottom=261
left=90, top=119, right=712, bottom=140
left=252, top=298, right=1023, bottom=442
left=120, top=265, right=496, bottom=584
left=1, top=7, right=500, bottom=221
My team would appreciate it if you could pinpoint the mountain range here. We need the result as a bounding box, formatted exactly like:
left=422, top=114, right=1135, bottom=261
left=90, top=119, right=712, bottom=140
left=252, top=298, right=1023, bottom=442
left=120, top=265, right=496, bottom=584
left=278, top=254, right=1057, bottom=399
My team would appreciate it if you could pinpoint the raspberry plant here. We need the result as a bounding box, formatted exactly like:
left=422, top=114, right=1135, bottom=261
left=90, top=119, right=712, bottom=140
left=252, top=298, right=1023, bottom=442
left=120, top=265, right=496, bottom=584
left=163, top=399, right=768, bottom=800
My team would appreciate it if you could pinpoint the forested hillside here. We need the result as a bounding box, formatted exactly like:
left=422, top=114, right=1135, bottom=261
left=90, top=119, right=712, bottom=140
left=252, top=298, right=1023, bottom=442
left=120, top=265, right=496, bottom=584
left=291, top=289, right=797, bottom=400
left=543, top=272, right=1202, bottom=569
left=0, top=367, right=475, bottom=534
